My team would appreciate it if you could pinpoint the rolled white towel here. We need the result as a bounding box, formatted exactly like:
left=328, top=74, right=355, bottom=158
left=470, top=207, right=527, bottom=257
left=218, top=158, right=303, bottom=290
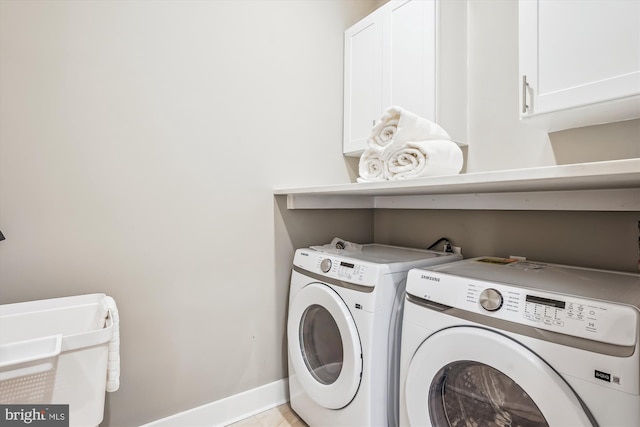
left=368, top=106, right=450, bottom=159
left=368, top=117, right=399, bottom=150
left=382, top=140, right=463, bottom=180
left=357, top=147, right=386, bottom=182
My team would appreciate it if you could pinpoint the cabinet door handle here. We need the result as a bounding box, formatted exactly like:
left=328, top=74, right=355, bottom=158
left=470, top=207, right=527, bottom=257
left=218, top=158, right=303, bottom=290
left=522, top=75, right=529, bottom=114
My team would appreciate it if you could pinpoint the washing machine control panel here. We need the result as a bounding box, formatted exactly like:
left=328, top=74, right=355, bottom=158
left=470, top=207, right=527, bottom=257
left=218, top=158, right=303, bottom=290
left=316, top=257, right=377, bottom=285
left=407, top=269, right=639, bottom=347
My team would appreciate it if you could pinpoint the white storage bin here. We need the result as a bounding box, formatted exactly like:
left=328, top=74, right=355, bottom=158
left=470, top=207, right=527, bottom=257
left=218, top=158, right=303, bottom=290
left=0, top=293, right=118, bottom=427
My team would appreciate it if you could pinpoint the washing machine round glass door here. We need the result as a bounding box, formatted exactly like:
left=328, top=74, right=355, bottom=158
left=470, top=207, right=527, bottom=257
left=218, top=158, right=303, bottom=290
left=405, top=326, right=595, bottom=426
left=288, top=282, right=362, bottom=409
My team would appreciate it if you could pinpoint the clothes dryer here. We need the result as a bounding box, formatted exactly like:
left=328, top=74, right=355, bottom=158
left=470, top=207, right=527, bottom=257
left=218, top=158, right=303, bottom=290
left=288, top=244, right=461, bottom=427
left=399, top=257, right=640, bottom=427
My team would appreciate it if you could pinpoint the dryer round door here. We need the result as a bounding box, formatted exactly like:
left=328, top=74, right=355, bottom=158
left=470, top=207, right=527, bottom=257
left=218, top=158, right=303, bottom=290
left=405, top=326, right=595, bottom=427
left=288, top=282, right=362, bottom=409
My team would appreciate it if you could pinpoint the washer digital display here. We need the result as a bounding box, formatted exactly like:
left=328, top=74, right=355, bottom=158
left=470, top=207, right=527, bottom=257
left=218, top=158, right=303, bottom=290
left=526, top=295, right=566, bottom=309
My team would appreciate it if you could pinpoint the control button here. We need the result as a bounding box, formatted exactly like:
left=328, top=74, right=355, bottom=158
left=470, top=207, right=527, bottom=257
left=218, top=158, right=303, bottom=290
left=553, top=320, right=564, bottom=326
left=534, top=314, right=542, bottom=322
left=543, top=318, right=553, bottom=325
left=479, top=288, right=503, bottom=312
left=320, top=258, right=332, bottom=273
left=524, top=313, right=534, bottom=320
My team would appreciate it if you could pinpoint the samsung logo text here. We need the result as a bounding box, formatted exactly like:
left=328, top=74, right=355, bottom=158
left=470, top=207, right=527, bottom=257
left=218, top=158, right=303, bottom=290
left=420, top=275, right=440, bottom=282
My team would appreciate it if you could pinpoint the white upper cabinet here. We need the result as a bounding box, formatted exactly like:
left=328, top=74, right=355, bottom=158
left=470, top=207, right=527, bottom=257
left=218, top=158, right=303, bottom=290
left=343, top=11, right=383, bottom=156
left=343, top=0, right=438, bottom=156
left=519, top=0, right=640, bottom=132
left=383, top=0, right=437, bottom=125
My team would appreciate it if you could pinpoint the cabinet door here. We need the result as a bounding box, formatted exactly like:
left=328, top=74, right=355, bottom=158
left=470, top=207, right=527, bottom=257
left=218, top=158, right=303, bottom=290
left=384, top=0, right=437, bottom=122
left=343, top=0, right=438, bottom=156
left=343, top=11, right=383, bottom=156
left=519, top=0, right=640, bottom=131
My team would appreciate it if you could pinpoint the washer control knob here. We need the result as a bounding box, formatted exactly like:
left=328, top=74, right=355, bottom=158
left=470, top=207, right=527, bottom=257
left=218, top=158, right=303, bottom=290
left=479, top=288, right=503, bottom=312
left=320, top=258, right=332, bottom=273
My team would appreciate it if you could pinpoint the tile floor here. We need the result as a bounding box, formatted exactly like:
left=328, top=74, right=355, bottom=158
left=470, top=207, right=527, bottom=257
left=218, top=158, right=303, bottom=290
left=226, top=403, right=308, bottom=427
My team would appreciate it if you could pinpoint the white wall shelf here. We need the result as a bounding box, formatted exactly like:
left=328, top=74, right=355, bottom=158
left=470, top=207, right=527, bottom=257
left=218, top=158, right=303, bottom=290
left=274, top=159, right=640, bottom=211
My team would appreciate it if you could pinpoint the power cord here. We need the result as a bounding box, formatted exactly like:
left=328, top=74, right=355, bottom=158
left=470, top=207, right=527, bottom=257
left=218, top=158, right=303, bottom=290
left=427, top=237, right=454, bottom=253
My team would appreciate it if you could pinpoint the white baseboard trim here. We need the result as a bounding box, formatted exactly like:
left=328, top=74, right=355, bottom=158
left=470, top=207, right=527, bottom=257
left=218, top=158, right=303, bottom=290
left=141, top=378, right=289, bottom=427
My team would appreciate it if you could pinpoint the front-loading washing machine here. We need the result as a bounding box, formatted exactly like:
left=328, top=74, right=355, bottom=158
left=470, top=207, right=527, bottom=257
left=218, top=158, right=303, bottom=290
left=287, top=243, right=462, bottom=427
left=399, top=256, right=640, bottom=426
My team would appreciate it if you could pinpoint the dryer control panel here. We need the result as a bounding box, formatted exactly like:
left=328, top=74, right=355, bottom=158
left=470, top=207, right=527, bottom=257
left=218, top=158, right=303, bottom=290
left=294, top=250, right=381, bottom=287
left=407, top=268, right=639, bottom=347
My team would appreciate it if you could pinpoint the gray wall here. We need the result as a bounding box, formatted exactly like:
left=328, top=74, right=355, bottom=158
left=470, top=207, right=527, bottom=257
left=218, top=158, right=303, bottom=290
left=374, top=210, right=639, bottom=273
left=0, top=1, right=376, bottom=426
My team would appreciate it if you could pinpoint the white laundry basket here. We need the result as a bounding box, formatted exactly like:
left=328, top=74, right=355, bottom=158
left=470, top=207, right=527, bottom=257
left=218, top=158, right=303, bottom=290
left=0, top=293, right=117, bottom=427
